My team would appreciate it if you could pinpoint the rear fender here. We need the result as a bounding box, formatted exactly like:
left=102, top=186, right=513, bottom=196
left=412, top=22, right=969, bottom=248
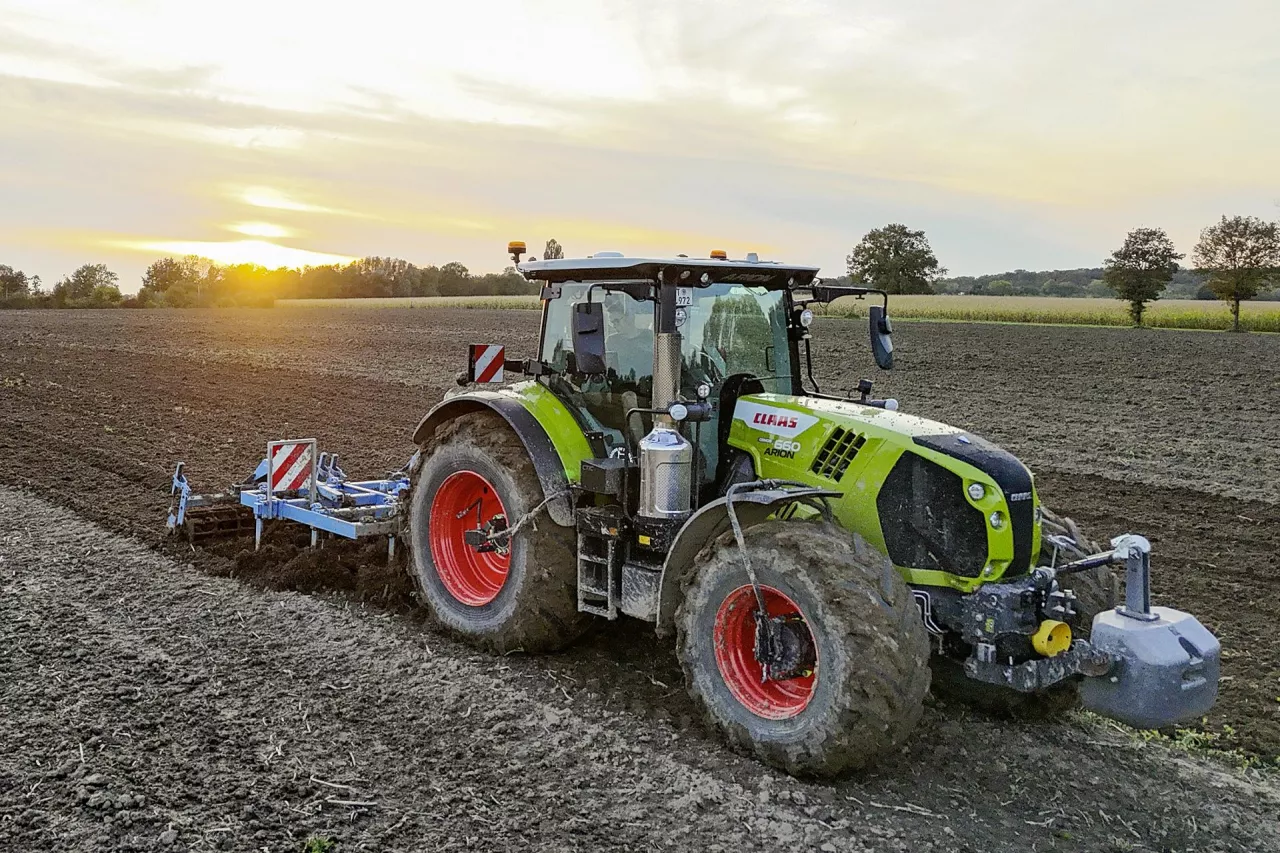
left=412, top=392, right=574, bottom=526
left=654, top=489, right=837, bottom=637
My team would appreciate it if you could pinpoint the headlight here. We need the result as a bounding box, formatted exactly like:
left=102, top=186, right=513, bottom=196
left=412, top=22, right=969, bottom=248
left=989, top=511, right=1004, bottom=530
left=967, top=483, right=985, bottom=501
left=799, top=308, right=814, bottom=328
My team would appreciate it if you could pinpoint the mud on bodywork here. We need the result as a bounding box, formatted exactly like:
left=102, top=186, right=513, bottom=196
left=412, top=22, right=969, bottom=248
left=412, top=381, right=594, bottom=527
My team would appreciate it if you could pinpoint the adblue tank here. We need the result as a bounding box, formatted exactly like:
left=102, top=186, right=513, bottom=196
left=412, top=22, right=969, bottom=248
left=637, top=425, right=693, bottom=521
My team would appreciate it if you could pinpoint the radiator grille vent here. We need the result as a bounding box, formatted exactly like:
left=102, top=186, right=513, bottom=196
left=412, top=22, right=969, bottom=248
left=876, top=453, right=989, bottom=578
left=810, top=428, right=866, bottom=481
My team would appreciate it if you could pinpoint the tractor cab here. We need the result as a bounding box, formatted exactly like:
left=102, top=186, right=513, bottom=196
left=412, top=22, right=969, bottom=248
left=537, top=273, right=796, bottom=489
left=513, top=247, right=890, bottom=504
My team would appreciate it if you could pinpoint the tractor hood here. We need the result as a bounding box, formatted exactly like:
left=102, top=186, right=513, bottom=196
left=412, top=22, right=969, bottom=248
left=728, top=393, right=1039, bottom=592
left=741, top=393, right=966, bottom=440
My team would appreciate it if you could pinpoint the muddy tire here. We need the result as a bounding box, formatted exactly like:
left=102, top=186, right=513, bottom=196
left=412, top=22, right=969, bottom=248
left=676, top=520, right=930, bottom=777
left=407, top=411, right=589, bottom=653
left=930, top=505, right=1118, bottom=718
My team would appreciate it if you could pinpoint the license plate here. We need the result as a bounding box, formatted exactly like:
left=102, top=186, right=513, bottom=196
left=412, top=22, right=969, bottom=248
left=676, top=288, right=693, bottom=307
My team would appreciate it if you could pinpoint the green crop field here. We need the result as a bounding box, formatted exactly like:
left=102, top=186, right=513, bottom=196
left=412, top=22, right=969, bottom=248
left=823, top=295, right=1280, bottom=331
left=278, top=293, right=1280, bottom=332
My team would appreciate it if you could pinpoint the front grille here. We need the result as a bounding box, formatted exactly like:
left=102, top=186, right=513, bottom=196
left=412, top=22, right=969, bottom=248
left=876, top=452, right=989, bottom=578
left=913, top=433, right=1035, bottom=576
left=811, top=428, right=866, bottom=481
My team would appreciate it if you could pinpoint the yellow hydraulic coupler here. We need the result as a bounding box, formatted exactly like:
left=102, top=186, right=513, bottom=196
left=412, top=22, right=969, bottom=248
left=1032, top=619, right=1073, bottom=657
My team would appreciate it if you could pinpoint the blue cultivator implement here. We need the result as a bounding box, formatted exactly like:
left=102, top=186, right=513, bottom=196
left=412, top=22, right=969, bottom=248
left=168, top=438, right=410, bottom=558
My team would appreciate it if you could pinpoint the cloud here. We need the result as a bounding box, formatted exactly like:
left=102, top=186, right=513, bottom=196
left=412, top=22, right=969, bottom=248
left=226, top=222, right=294, bottom=239
left=1, top=0, right=1277, bottom=287
left=110, top=238, right=355, bottom=269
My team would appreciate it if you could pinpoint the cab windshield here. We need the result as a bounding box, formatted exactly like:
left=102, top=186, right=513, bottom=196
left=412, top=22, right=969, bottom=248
left=540, top=282, right=793, bottom=478
left=679, top=283, right=793, bottom=394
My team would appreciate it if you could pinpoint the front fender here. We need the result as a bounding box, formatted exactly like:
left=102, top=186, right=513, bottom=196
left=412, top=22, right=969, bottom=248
left=412, top=391, right=574, bottom=526
left=654, top=488, right=840, bottom=637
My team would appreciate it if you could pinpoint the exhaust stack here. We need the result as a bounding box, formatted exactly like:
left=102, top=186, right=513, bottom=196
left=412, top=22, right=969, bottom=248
left=638, top=272, right=693, bottom=520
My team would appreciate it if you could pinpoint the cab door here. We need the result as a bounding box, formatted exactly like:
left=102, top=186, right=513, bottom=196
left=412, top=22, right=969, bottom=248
left=538, top=282, right=655, bottom=452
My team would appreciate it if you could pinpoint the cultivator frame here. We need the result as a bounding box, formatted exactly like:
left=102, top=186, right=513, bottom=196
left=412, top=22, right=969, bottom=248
left=168, top=439, right=411, bottom=558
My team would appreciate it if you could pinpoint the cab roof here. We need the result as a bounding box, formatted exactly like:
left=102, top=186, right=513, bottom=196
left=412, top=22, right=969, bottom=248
left=517, top=253, right=821, bottom=289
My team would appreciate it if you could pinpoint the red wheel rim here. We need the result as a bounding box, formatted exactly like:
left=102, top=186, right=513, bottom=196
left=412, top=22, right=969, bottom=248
left=428, top=471, right=510, bottom=606
left=713, top=585, right=817, bottom=720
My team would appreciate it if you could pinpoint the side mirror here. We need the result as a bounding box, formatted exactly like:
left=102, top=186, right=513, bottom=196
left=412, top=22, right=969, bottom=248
left=869, top=305, right=893, bottom=370
left=572, top=301, right=607, bottom=375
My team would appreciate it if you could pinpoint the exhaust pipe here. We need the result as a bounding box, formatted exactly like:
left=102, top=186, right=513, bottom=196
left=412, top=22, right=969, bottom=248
left=637, top=273, right=693, bottom=521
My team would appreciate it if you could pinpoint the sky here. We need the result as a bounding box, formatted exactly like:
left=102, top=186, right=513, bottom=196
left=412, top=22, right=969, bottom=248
left=1, top=0, right=1278, bottom=292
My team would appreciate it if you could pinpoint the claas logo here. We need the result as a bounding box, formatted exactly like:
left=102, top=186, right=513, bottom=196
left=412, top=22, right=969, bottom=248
left=753, top=412, right=799, bottom=429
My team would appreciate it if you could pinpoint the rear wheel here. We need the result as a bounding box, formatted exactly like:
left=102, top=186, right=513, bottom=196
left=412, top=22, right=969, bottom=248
left=930, top=505, right=1118, bottom=717
left=407, top=411, right=589, bottom=653
left=677, top=520, right=930, bottom=777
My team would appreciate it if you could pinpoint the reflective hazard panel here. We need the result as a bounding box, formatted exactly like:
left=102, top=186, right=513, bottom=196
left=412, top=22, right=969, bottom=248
left=267, top=439, right=316, bottom=494
left=469, top=344, right=505, bottom=383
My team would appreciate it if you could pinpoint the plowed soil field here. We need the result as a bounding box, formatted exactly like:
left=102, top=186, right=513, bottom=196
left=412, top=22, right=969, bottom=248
left=2, top=307, right=1279, bottom=852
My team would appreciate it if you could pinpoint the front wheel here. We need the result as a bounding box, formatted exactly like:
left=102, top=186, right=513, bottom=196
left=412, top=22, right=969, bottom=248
left=676, top=520, right=930, bottom=777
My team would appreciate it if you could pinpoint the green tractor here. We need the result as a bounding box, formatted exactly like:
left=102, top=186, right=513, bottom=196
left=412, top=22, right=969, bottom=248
left=406, top=244, right=1220, bottom=776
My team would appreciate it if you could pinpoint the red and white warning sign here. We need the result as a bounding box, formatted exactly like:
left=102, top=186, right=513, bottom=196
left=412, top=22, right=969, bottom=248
left=469, top=344, right=505, bottom=384
left=268, top=439, right=316, bottom=493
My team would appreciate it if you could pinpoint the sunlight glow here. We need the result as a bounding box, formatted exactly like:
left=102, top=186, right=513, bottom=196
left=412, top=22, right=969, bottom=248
left=238, top=187, right=332, bottom=214
left=227, top=222, right=293, bottom=239
left=113, top=238, right=355, bottom=269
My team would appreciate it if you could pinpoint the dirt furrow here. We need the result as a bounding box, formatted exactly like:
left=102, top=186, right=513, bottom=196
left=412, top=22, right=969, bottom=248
left=3, top=318, right=1278, bottom=760
left=4, top=488, right=1280, bottom=853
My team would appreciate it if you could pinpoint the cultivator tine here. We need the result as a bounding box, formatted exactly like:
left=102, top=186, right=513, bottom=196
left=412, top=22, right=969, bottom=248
left=168, top=461, right=255, bottom=543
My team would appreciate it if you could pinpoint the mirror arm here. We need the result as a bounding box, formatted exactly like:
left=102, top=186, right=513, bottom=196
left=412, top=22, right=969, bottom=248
left=804, top=337, right=821, bottom=394
left=808, top=284, right=890, bottom=307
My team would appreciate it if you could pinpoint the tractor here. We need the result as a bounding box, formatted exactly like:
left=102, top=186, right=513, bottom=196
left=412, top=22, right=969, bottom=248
left=169, top=244, right=1220, bottom=777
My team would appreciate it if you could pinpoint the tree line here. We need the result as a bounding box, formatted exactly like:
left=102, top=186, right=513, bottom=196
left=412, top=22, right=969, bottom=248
left=843, top=216, right=1280, bottom=330
left=0, top=238, right=573, bottom=310
left=0, top=256, right=541, bottom=309
left=5, top=227, right=1278, bottom=330
left=933, top=267, right=1213, bottom=300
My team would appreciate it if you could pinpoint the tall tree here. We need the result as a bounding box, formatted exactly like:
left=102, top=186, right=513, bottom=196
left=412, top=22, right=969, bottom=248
left=1192, top=215, right=1280, bottom=331
left=0, top=265, right=31, bottom=301
left=141, top=257, right=198, bottom=294
left=543, top=238, right=564, bottom=260
left=438, top=261, right=471, bottom=296
left=846, top=224, right=945, bottom=294
left=53, top=264, right=118, bottom=304
left=1102, top=227, right=1182, bottom=326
